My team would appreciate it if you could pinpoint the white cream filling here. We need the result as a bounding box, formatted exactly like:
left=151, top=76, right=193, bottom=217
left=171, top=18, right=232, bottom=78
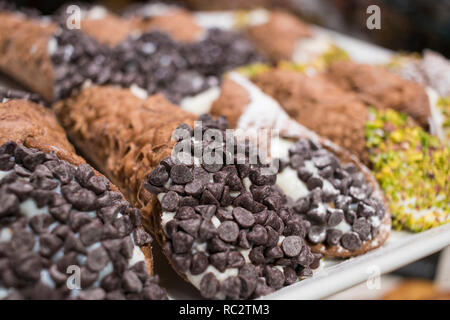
left=427, top=86, right=446, bottom=143
left=130, top=84, right=148, bottom=100
left=180, top=86, right=221, bottom=115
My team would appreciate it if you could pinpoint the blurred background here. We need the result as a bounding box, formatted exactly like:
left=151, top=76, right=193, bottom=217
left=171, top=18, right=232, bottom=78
left=4, top=0, right=449, bottom=299
left=8, top=0, right=450, bottom=57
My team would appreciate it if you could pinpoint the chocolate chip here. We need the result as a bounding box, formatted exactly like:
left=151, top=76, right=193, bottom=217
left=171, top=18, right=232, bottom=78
left=175, top=206, right=196, bottom=220
left=247, top=225, right=268, bottom=246
left=265, top=246, right=283, bottom=260
left=133, top=228, right=153, bottom=246
left=165, top=220, right=178, bottom=239
left=39, top=233, right=63, bottom=257
left=227, top=251, right=245, bottom=268
left=200, top=189, right=219, bottom=206
left=249, top=246, right=265, bottom=265
left=341, top=232, right=362, bottom=251
left=293, top=196, right=310, bottom=214
left=232, top=207, right=255, bottom=228
left=75, top=164, right=94, bottom=187
left=123, top=270, right=143, bottom=293
left=290, top=154, right=304, bottom=169
left=178, top=217, right=201, bottom=237
left=80, top=220, right=103, bottom=246
left=218, top=221, right=239, bottom=243
left=335, top=195, right=352, bottom=211
left=233, top=192, right=255, bottom=212
left=52, top=162, right=74, bottom=184
left=195, top=205, right=216, bottom=219
left=210, top=252, right=228, bottom=272
left=171, top=253, right=191, bottom=273
left=29, top=214, right=54, bottom=234
left=238, top=230, right=250, bottom=249
left=297, top=167, right=313, bottom=181
left=23, top=151, right=46, bottom=171
left=307, top=225, right=327, bottom=244
left=357, top=202, right=376, bottom=218
left=198, top=219, right=217, bottom=241
left=263, top=266, right=284, bottom=289
left=349, top=186, right=366, bottom=201
left=327, top=208, right=344, bottom=227
left=284, top=266, right=297, bottom=285
left=171, top=231, right=194, bottom=254
left=190, top=252, right=208, bottom=275
left=265, top=226, right=279, bottom=248
left=208, top=237, right=228, bottom=253
left=61, top=182, right=97, bottom=211
left=170, top=165, right=193, bottom=184
left=8, top=180, right=33, bottom=199
left=0, top=191, right=19, bottom=217
left=306, top=207, right=327, bottom=225
left=307, top=176, right=323, bottom=190
left=282, top=236, right=303, bottom=257
left=326, top=229, right=343, bottom=246
left=345, top=210, right=357, bottom=224
left=184, top=180, right=204, bottom=196
left=200, top=272, right=219, bottom=299
left=87, top=175, right=109, bottom=194
left=161, top=191, right=179, bottom=212
left=86, top=246, right=109, bottom=272
left=253, top=209, right=268, bottom=225
left=353, top=217, right=371, bottom=240
left=220, top=276, right=241, bottom=299
left=69, top=211, right=92, bottom=231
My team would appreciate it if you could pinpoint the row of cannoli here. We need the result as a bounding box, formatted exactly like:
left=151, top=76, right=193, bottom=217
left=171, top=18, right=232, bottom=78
left=0, top=2, right=448, bottom=300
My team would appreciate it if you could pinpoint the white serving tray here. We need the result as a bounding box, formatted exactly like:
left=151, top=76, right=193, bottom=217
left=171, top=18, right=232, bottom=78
left=1, top=25, right=448, bottom=301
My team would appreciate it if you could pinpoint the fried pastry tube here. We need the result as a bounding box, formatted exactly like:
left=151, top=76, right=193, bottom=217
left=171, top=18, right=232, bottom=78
left=0, top=92, right=166, bottom=300
left=53, top=85, right=325, bottom=299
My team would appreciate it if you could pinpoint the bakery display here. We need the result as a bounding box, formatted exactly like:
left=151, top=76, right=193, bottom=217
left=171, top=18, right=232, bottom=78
left=0, top=1, right=448, bottom=301
left=0, top=91, right=167, bottom=300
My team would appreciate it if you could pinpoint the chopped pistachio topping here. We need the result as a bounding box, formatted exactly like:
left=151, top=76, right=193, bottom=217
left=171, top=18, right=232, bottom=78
left=366, top=108, right=450, bottom=232
left=437, top=97, right=450, bottom=144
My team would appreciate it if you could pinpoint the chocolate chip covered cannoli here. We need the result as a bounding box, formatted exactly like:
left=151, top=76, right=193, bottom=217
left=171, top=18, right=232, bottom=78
left=199, top=72, right=391, bottom=257
left=0, top=91, right=167, bottom=300
left=0, top=5, right=264, bottom=103
left=53, top=85, right=324, bottom=299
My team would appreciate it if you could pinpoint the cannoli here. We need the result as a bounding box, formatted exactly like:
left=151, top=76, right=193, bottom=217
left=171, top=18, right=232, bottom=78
left=209, top=70, right=448, bottom=232
left=0, top=5, right=263, bottom=103
left=53, top=85, right=325, bottom=299
left=204, top=72, right=391, bottom=257
left=0, top=91, right=167, bottom=300
left=388, top=50, right=450, bottom=144
left=366, top=108, right=449, bottom=231
left=325, top=60, right=431, bottom=128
